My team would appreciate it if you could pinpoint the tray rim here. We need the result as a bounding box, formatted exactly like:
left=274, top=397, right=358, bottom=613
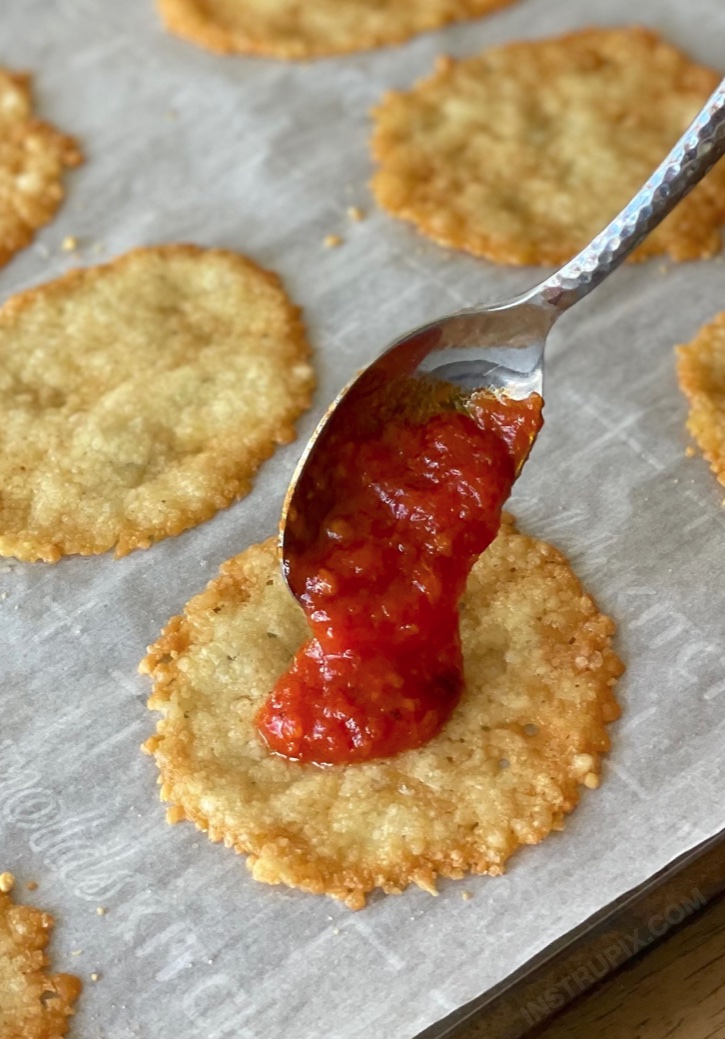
left=419, top=825, right=725, bottom=1039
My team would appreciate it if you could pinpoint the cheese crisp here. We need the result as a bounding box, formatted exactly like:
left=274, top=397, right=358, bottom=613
left=371, top=27, right=725, bottom=265
left=677, top=311, right=725, bottom=486
left=0, top=875, right=81, bottom=1039
left=156, top=0, right=519, bottom=59
left=142, top=516, right=623, bottom=909
left=0, top=245, right=314, bottom=562
left=0, top=69, right=82, bottom=268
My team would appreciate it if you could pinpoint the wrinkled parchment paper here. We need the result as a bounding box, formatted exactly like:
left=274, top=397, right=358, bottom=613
left=2, top=0, right=725, bottom=1036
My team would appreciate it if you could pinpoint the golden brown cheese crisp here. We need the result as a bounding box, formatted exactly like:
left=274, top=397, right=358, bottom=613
left=0, top=69, right=82, bottom=268
left=156, top=0, right=519, bottom=59
left=371, top=27, right=725, bottom=265
left=0, top=875, right=81, bottom=1039
left=0, top=245, right=314, bottom=562
left=142, top=516, right=623, bottom=909
left=677, top=311, right=725, bottom=486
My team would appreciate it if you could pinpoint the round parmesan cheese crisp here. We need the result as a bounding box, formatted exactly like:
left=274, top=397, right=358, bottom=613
left=157, top=0, right=520, bottom=59
left=142, top=516, right=623, bottom=908
left=0, top=245, right=315, bottom=561
left=372, top=27, right=725, bottom=265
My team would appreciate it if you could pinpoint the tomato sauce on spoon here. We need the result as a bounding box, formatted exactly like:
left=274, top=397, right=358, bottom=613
left=257, top=393, right=543, bottom=765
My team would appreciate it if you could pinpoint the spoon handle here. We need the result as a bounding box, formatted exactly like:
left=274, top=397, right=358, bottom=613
left=530, top=78, right=725, bottom=313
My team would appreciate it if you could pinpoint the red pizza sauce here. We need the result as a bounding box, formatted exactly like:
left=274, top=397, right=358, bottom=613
left=256, top=392, right=543, bottom=765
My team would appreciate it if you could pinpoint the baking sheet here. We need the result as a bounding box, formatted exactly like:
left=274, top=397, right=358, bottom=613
left=2, top=0, right=725, bottom=1036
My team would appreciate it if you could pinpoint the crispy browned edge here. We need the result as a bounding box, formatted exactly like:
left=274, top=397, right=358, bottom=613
left=140, top=515, right=623, bottom=909
left=676, top=310, right=725, bottom=486
left=370, top=26, right=725, bottom=266
left=0, top=886, right=82, bottom=1038
left=155, top=0, right=518, bottom=60
left=0, top=243, right=315, bottom=561
left=0, top=70, right=83, bottom=268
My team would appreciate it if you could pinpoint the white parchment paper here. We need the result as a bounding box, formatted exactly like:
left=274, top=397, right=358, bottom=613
left=2, top=1, right=725, bottom=1036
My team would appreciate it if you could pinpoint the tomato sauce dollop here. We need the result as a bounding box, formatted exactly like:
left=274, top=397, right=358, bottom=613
left=256, top=393, right=543, bottom=766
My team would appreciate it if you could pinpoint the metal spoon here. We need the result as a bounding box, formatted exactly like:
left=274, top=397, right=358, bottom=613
left=281, top=78, right=725, bottom=597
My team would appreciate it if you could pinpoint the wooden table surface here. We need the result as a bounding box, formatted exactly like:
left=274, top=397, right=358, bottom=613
left=458, top=893, right=725, bottom=1039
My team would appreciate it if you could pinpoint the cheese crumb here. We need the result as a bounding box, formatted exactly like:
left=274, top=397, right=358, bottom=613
left=461, top=890, right=472, bottom=901
left=0, top=872, right=15, bottom=893
left=61, top=235, right=78, bottom=252
left=90, top=972, right=100, bottom=982
left=96, top=906, right=107, bottom=916
left=572, top=753, right=595, bottom=775
left=323, top=234, right=342, bottom=248
left=685, top=446, right=695, bottom=457
left=584, top=772, right=600, bottom=789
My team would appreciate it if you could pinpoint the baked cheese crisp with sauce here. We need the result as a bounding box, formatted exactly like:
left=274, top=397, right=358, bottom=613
left=372, top=27, right=725, bottom=265
left=143, top=518, right=622, bottom=909
left=0, top=245, right=314, bottom=562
